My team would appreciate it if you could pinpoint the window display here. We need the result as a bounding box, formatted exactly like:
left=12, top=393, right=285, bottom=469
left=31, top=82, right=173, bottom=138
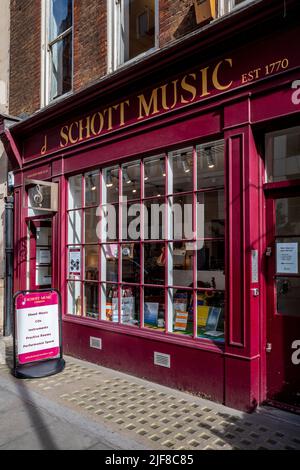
left=67, top=140, right=225, bottom=341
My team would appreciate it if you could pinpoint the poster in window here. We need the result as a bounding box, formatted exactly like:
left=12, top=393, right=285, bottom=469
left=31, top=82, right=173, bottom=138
left=69, top=248, right=81, bottom=276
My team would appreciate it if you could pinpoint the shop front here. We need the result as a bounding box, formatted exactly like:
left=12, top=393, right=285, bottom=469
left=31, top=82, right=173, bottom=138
left=3, top=13, right=300, bottom=412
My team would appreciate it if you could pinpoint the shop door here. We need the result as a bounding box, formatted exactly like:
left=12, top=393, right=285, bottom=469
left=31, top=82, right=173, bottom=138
left=29, top=219, right=53, bottom=290
left=266, top=193, right=300, bottom=411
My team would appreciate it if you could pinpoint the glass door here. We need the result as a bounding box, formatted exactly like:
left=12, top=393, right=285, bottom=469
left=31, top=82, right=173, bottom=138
left=29, top=219, right=52, bottom=290
left=266, top=193, right=300, bottom=410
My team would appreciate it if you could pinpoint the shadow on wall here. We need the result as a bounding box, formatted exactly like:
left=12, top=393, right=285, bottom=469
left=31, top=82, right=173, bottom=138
left=173, top=5, right=199, bottom=40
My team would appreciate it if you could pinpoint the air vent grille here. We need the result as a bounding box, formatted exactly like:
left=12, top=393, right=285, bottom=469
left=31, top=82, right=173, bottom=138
left=90, top=337, right=102, bottom=350
left=154, top=352, right=171, bottom=368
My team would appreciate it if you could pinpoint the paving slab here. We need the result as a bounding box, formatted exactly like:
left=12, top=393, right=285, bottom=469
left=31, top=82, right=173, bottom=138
left=0, top=336, right=299, bottom=450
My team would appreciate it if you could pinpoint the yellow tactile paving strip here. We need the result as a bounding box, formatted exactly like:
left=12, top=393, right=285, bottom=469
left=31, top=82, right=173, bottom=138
left=1, top=354, right=300, bottom=450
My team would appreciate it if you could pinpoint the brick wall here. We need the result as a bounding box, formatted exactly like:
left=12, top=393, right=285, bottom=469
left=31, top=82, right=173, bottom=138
left=73, top=0, right=107, bottom=91
left=159, top=0, right=198, bottom=47
left=9, top=0, right=41, bottom=117
left=8, top=0, right=199, bottom=117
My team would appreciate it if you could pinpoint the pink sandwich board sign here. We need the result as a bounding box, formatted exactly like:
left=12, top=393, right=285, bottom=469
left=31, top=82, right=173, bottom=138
left=13, top=289, right=65, bottom=378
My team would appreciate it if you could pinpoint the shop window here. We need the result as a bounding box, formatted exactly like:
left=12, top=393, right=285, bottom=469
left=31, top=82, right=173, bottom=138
left=42, top=0, right=73, bottom=105
left=108, top=0, right=158, bottom=71
left=266, top=126, right=300, bottom=183
left=66, top=139, right=225, bottom=342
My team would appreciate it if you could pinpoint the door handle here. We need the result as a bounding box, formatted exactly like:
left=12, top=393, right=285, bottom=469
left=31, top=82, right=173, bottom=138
left=266, top=343, right=272, bottom=353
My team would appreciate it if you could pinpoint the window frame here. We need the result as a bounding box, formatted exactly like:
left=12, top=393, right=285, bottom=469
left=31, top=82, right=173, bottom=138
left=41, top=0, right=74, bottom=107
left=107, top=0, right=159, bottom=73
left=66, top=139, right=226, bottom=345
left=218, top=0, right=256, bottom=17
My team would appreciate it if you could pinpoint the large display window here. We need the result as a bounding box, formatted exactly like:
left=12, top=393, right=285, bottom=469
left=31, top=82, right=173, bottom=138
left=66, top=140, right=225, bottom=341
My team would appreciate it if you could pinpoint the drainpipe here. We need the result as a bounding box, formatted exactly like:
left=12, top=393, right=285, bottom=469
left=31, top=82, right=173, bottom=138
left=4, top=195, right=14, bottom=337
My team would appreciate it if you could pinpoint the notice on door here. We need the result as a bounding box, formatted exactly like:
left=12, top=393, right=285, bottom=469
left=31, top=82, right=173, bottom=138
left=15, top=291, right=60, bottom=365
left=68, top=248, right=81, bottom=276
left=276, top=243, right=298, bottom=274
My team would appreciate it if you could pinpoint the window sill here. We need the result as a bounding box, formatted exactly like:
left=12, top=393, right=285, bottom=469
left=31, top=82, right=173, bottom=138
left=63, top=313, right=225, bottom=354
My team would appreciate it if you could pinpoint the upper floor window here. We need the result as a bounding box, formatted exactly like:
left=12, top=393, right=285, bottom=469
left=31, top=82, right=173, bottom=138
left=218, top=0, right=255, bottom=16
left=42, top=0, right=73, bottom=105
left=108, top=0, right=158, bottom=72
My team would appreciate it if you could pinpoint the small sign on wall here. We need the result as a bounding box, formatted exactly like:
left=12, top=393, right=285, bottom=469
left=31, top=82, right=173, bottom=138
left=276, top=243, right=298, bottom=274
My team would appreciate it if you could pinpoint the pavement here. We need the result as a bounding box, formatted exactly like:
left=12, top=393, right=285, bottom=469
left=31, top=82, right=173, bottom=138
left=0, top=335, right=300, bottom=451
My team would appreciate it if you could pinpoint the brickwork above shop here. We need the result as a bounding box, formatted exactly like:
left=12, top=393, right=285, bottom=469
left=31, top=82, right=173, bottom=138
left=9, top=0, right=41, bottom=117
left=73, top=0, right=107, bottom=92
left=159, top=0, right=199, bottom=47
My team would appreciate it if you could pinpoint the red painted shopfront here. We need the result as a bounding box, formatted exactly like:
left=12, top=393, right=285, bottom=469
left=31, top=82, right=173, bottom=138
left=3, top=4, right=300, bottom=412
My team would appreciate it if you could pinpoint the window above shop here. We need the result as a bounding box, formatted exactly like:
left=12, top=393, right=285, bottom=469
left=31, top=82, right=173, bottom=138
left=41, top=0, right=73, bottom=106
left=108, top=0, right=158, bottom=72
left=266, top=126, right=300, bottom=183
left=66, top=140, right=225, bottom=344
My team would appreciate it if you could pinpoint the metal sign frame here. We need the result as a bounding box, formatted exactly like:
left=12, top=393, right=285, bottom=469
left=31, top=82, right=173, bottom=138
left=13, top=289, right=65, bottom=379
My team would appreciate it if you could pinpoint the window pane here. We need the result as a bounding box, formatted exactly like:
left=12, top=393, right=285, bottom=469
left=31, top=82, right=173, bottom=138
left=127, top=0, right=155, bottom=61
left=197, top=141, right=224, bottom=189
left=103, top=166, right=119, bottom=204
left=102, top=204, right=119, bottom=242
left=276, top=277, right=300, bottom=317
left=85, top=207, right=98, bottom=243
left=122, top=202, right=141, bottom=241
left=102, top=244, right=119, bottom=283
left=67, top=281, right=81, bottom=316
left=169, top=147, right=193, bottom=194
left=266, top=127, right=300, bottom=182
left=84, top=282, right=99, bottom=319
left=85, top=245, right=99, bottom=280
left=122, top=161, right=140, bottom=200
left=170, top=194, right=193, bottom=240
left=121, top=285, right=140, bottom=326
left=197, top=191, right=225, bottom=238
left=68, top=175, right=82, bottom=209
left=197, top=240, right=225, bottom=290
left=144, top=155, right=166, bottom=198
left=197, top=291, right=225, bottom=341
left=85, top=171, right=100, bottom=206
left=68, top=210, right=82, bottom=244
left=276, top=197, right=300, bottom=236
left=103, top=284, right=119, bottom=322
left=170, top=242, right=194, bottom=288
left=170, top=288, right=193, bottom=336
left=144, top=242, right=165, bottom=285
left=50, top=34, right=72, bottom=100
left=144, top=287, right=165, bottom=330
left=144, top=197, right=165, bottom=240
left=50, top=0, right=72, bottom=39
left=122, top=243, right=141, bottom=283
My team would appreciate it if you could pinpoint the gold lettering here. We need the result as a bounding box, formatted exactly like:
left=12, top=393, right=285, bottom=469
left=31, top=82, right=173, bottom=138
left=161, top=84, right=169, bottom=111
left=60, top=126, right=69, bottom=148
left=180, top=74, right=197, bottom=104
left=212, top=59, right=233, bottom=91
left=137, top=90, right=159, bottom=119
left=170, top=80, right=179, bottom=109
left=91, top=112, right=105, bottom=135
left=118, top=100, right=130, bottom=126
left=41, top=135, right=48, bottom=154
left=78, top=116, right=91, bottom=141
left=68, top=122, right=79, bottom=144
left=106, top=107, right=114, bottom=131
left=200, top=66, right=210, bottom=97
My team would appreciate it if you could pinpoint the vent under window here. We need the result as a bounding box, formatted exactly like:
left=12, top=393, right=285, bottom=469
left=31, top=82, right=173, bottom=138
left=90, top=337, right=102, bottom=350
left=154, top=352, right=171, bottom=368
